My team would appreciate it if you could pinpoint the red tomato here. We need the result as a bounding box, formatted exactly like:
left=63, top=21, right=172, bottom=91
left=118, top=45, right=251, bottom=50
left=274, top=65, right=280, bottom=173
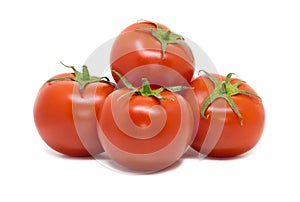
left=97, top=76, right=194, bottom=172
left=34, top=64, right=115, bottom=157
left=189, top=71, right=265, bottom=157
left=110, top=20, right=195, bottom=87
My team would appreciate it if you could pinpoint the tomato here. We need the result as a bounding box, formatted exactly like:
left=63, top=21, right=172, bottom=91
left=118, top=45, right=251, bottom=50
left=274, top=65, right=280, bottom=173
left=189, top=71, right=265, bottom=157
left=110, top=20, right=195, bottom=87
left=34, top=63, right=115, bottom=157
left=97, top=72, right=194, bottom=172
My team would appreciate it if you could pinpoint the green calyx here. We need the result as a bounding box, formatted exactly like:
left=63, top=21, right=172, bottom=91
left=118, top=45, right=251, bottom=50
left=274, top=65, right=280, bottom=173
left=135, top=21, right=193, bottom=60
left=200, top=70, right=262, bottom=125
left=113, top=70, right=190, bottom=100
left=47, top=62, right=111, bottom=93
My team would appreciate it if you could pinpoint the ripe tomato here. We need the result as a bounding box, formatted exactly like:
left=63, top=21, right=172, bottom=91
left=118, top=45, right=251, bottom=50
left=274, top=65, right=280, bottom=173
left=34, top=63, right=115, bottom=157
left=110, top=20, right=195, bottom=87
left=190, top=71, right=265, bottom=157
left=97, top=72, right=194, bottom=172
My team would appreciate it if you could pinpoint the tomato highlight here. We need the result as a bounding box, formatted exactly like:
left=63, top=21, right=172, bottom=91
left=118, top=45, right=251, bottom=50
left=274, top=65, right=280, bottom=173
left=33, top=20, right=267, bottom=173
left=110, top=20, right=195, bottom=87
left=97, top=72, right=194, bottom=172
left=190, top=71, right=265, bottom=157
left=34, top=63, right=115, bottom=156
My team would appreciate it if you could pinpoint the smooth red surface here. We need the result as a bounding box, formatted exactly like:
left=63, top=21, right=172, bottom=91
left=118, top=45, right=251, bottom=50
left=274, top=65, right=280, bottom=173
left=34, top=73, right=114, bottom=156
left=98, top=89, right=194, bottom=172
left=110, top=21, right=195, bottom=87
left=190, top=75, right=265, bottom=157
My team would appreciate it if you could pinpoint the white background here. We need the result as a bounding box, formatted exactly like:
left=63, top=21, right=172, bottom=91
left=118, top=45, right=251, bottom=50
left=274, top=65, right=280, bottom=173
left=1, top=0, right=299, bottom=201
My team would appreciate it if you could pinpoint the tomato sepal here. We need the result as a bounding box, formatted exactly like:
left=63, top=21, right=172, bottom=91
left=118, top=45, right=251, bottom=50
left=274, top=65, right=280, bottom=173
left=135, top=21, right=193, bottom=60
left=200, top=70, right=262, bottom=125
left=113, top=70, right=191, bottom=101
left=48, top=62, right=113, bottom=93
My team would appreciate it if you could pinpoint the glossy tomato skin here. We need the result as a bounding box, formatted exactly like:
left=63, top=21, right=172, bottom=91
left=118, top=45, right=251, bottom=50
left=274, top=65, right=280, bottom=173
left=110, top=21, right=195, bottom=87
left=98, top=89, right=194, bottom=172
left=190, top=75, right=265, bottom=157
left=34, top=73, right=115, bottom=157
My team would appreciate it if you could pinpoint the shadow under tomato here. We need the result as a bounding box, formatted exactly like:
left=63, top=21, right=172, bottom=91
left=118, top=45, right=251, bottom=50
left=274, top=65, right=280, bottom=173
left=44, top=147, right=182, bottom=174
left=205, top=150, right=254, bottom=161
left=151, top=160, right=183, bottom=175
left=43, top=147, right=96, bottom=160
left=180, top=147, right=200, bottom=159
left=180, top=146, right=254, bottom=161
left=93, top=151, right=183, bottom=175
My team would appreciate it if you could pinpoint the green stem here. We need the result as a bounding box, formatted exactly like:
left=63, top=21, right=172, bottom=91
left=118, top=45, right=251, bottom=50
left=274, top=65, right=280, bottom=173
left=113, top=70, right=190, bottom=100
left=82, top=65, right=90, bottom=80
left=48, top=62, right=114, bottom=93
left=141, top=78, right=152, bottom=96
left=135, top=21, right=193, bottom=60
left=200, top=70, right=262, bottom=125
left=221, top=82, right=227, bottom=94
left=163, top=30, right=171, bottom=40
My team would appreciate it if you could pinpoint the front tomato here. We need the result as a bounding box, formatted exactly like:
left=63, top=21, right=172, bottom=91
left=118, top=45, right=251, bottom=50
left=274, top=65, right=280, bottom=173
left=34, top=63, right=115, bottom=157
left=110, top=20, right=195, bottom=87
left=97, top=73, right=194, bottom=172
left=190, top=71, right=265, bottom=157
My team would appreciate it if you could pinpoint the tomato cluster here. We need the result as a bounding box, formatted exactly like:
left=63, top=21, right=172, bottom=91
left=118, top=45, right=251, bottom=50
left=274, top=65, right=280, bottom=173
left=34, top=20, right=265, bottom=173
